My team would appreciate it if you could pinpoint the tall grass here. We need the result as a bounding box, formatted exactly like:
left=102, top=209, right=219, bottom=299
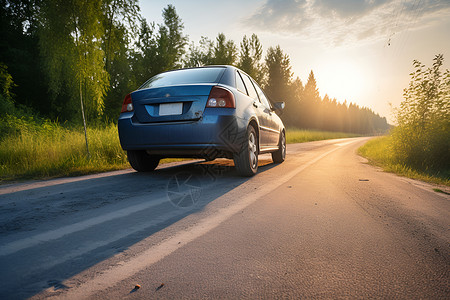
left=0, top=118, right=129, bottom=181
left=359, top=136, right=449, bottom=186
left=286, top=128, right=360, bottom=144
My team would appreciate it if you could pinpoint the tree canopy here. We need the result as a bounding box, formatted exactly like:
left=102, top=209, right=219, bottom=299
left=1, top=1, right=389, bottom=134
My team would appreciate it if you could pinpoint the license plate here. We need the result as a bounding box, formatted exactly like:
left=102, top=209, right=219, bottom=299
left=159, top=103, right=183, bottom=116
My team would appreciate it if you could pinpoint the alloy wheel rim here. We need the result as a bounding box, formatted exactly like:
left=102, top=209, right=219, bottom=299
left=249, top=132, right=257, bottom=169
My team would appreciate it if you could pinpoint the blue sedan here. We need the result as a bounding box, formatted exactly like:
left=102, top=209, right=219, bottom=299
left=118, top=65, right=286, bottom=176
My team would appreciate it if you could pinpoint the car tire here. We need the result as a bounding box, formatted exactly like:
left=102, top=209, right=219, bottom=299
left=271, top=130, right=286, bottom=163
left=233, top=126, right=258, bottom=176
left=127, top=150, right=160, bottom=172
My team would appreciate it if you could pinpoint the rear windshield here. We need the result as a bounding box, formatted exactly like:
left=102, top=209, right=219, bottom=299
left=139, top=67, right=225, bottom=89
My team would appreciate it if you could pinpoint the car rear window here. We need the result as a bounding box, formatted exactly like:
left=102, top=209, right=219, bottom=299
left=139, top=67, right=225, bottom=89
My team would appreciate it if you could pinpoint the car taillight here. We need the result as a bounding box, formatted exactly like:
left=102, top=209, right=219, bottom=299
left=206, top=86, right=235, bottom=108
left=121, top=93, right=133, bottom=113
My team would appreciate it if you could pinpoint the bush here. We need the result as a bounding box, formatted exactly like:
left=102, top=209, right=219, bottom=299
left=392, top=54, right=450, bottom=173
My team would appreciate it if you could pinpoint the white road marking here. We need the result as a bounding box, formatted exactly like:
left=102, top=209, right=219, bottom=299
left=53, top=146, right=342, bottom=299
left=25, top=206, right=190, bottom=274
left=0, top=196, right=168, bottom=256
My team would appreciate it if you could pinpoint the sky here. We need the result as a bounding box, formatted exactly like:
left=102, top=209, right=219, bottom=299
left=140, top=0, right=450, bottom=123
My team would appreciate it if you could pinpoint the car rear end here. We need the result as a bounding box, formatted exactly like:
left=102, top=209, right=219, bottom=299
left=118, top=66, right=246, bottom=159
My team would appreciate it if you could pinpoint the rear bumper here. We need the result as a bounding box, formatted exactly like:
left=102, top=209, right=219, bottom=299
left=118, top=111, right=247, bottom=158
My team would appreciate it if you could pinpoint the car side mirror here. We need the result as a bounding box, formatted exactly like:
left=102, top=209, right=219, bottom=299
left=273, top=102, right=285, bottom=112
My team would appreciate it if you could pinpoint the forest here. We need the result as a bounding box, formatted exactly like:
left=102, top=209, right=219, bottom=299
left=0, top=0, right=390, bottom=135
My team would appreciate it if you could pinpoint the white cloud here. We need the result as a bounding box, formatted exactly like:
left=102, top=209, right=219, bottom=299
left=244, top=0, right=450, bottom=45
left=314, top=0, right=389, bottom=19
left=245, top=0, right=311, bottom=31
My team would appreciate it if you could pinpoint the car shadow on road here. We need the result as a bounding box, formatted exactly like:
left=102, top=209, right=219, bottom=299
left=0, top=158, right=279, bottom=299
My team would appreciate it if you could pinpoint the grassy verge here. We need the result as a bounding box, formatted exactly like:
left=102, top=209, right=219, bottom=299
left=0, top=122, right=183, bottom=182
left=0, top=123, right=362, bottom=182
left=358, top=136, right=449, bottom=186
left=286, top=128, right=360, bottom=144
left=0, top=123, right=125, bottom=181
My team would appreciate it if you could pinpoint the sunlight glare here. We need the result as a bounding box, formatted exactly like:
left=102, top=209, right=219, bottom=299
left=315, top=59, right=367, bottom=105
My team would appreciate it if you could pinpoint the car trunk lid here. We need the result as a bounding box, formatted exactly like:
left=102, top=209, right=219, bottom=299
left=131, top=84, right=214, bottom=123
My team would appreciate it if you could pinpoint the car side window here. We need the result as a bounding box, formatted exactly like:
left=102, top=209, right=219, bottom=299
left=235, top=71, right=247, bottom=94
left=253, top=82, right=272, bottom=110
left=240, top=72, right=259, bottom=100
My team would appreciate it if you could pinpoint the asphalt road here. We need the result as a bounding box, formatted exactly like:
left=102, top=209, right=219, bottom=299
left=0, top=137, right=448, bottom=299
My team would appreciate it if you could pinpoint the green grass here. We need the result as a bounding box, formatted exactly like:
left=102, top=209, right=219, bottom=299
left=0, top=123, right=127, bottom=181
left=286, top=128, right=360, bottom=144
left=358, top=136, right=449, bottom=186
left=433, top=188, right=449, bottom=195
left=0, top=122, right=362, bottom=182
left=0, top=122, right=183, bottom=182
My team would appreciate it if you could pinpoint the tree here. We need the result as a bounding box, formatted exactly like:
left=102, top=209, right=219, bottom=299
left=39, top=0, right=110, bottom=156
left=321, top=94, right=333, bottom=131
left=303, top=71, right=319, bottom=100
left=265, top=46, right=293, bottom=98
left=130, top=19, right=157, bottom=86
left=184, top=33, right=237, bottom=67
left=102, top=21, right=134, bottom=120
left=265, top=45, right=295, bottom=125
left=304, top=71, right=320, bottom=128
left=238, top=34, right=264, bottom=83
left=39, top=0, right=109, bottom=118
left=0, top=0, right=50, bottom=116
left=155, top=4, right=188, bottom=71
left=184, top=36, right=214, bottom=67
left=0, top=63, right=15, bottom=102
left=131, top=5, right=187, bottom=86
left=102, top=0, right=140, bottom=75
left=211, top=33, right=237, bottom=65
left=101, top=0, right=141, bottom=120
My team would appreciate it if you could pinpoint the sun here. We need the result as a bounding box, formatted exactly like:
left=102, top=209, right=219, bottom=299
left=315, top=58, right=368, bottom=105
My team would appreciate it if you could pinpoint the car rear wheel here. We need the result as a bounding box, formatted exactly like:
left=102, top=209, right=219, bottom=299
left=271, top=130, right=286, bottom=163
left=233, top=126, right=258, bottom=176
left=127, top=150, right=160, bottom=172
